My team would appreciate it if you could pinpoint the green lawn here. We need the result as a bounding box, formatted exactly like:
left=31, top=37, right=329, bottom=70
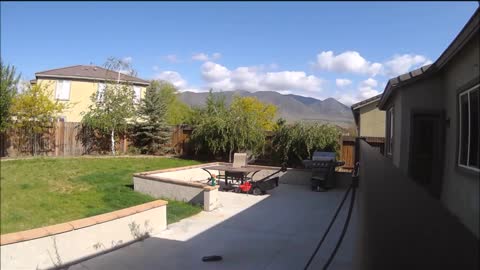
left=0, top=157, right=203, bottom=234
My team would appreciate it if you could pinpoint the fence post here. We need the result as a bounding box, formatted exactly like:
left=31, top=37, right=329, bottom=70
left=54, top=122, right=59, bottom=157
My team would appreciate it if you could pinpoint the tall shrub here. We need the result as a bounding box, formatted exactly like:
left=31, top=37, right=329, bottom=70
left=189, top=91, right=277, bottom=161
left=9, top=83, right=68, bottom=155
left=272, top=122, right=341, bottom=166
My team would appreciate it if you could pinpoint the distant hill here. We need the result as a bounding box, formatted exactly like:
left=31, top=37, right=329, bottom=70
left=178, top=90, right=355, bottom=128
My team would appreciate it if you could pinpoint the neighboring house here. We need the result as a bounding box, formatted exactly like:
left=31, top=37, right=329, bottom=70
left=378, top=8, right=479, bottom=237
left=30, top=65, right=150, bottom=122
left=351, top=94, right=385, bottom=138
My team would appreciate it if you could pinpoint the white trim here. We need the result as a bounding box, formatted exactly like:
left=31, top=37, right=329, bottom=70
left=55, top=80, right=71, bottom=101
left=97, top=83, right=106, bottom=102
left=457, top=84, right=480, bottom=171
left=133, top=86, right=141, bottom=104
left=387, top=107, right=394, bottom=155
left=467, top=91, right=471, bottom=165
left=459, top=164, right=480, bottom=173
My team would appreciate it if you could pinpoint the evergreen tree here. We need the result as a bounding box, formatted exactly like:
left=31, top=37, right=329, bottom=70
left=133, top=81, right=171, bottom=154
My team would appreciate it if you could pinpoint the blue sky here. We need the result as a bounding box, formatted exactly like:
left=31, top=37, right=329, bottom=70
left=1, top=1, right=478, bottom=104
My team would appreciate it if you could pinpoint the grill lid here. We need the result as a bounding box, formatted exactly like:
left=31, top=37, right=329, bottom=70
left=312, top=151, right=336, bottom=161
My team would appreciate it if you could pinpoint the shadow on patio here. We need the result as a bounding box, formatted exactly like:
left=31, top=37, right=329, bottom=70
left=70, top=182, right=358, bottom=270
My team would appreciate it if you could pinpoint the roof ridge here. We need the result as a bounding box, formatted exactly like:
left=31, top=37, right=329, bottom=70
left=35, top=64, right=149, bottom=84
left=35, top=64, right=84, bottom=75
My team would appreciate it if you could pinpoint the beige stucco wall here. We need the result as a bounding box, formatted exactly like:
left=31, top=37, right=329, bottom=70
left=441, top=33, right=480, bottom=237
left=381, top=32, right=479, bottom=237
left=358, top=102, right=385, bottom=137
left=36, top=79, right=146, bottom=122
left=397, top=75, right=445, bottom=175
left=0, top=205, right=167, bottom=270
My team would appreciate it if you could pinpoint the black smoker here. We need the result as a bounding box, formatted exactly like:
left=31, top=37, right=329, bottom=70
left=302, top=151, right=345, bottom=191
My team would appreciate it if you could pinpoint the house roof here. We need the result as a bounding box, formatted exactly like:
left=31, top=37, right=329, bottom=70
left=351, top=94, right=383, bottom=111
left=35, top=65, right=150, bottom=86
left=378, top=7, right=480, bottom=109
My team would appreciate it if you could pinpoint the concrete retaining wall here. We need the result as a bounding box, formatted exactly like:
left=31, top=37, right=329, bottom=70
left=0, top=200, right=168, bottom=270
left=133, top=170, right=219, bottom=212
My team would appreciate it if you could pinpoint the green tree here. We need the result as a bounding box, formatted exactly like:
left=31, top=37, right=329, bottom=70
left=229, top=96, right=277, bottom=131
left=9, top=83, right=67, bottom=155
left=81, top=58, right=137, bottom=155
left=132, top=81, right=171, bottom=154
left=156, top=80, right=192, bottom=125
left=272, top=122, right=341, bottom=166
left=190, top=91, right=277, bottom=161
left=0, top=60, right=20, bottom=132
left=190, top=90, right=229, bottom=158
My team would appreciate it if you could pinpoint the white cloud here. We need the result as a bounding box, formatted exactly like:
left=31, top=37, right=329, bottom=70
left=336, top=78, right=352, bottom=88
left=360, top=78, right=378, bottom=88
left=336, top=94, right=359, bottom=106
left=165, top=54, right=179, bottom=63
left=200, top=61, right=324, bottom=94
left=383, top=54, right=432, bottom=77
left=154, top=71, right=187, bottom=89
left=263, top=71, right=322, bottom=92
left=315, top=51, right=382, bottom=76
left=192, top=53, right=210, bottom=61
left=357, top=78, right=380, bottom=100
left=201, top=61, right=231, bottom=82
left=334, top=78, right=381, bottom=106
left=192, top=52, right=222, bottom=62
left=315, top=50, right=431, bottom=78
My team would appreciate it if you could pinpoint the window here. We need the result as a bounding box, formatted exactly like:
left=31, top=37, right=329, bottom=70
left=133, top=86, right=141, bottom=103
left=97, top=83, right=106, bottom=102
left=386, top=106, right=394, bottom=155
left=55, top=80, right=70, bottom=100
left=458, top=84, right=480, bottom=172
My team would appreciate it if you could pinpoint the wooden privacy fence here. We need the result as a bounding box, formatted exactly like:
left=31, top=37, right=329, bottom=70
left=1, top=122, right=385, bottom=167
left=340, top=136, right=385, bottom=169
left=0, top=122, right=129, bottom=157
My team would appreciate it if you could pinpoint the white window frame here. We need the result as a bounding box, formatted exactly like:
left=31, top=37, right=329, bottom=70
left=386, top=106, right=394, bottom=156
left=133, top=86, right=141, bottom=104
left=458, top=84, right=480, bottom=172
left=55, top=80, right=71, bottom=100
left=97, top=83, right=106, bottom=102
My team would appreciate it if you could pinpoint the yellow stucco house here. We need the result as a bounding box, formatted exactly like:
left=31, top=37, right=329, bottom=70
left=30, top=65, right=150, bottom=122
left=351, top=94, right=385, bottom=138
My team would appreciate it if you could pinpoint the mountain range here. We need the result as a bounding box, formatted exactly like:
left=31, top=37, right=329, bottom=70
left=179, top=90, right=355, bottom=128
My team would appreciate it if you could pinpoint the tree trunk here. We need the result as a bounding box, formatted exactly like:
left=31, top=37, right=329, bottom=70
left=229, top=148, right=233, bottom=163
left=111, top=129, right=115, bottom=155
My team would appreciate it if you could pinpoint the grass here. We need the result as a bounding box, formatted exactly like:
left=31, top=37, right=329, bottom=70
left=0, top=157, right=203, bottom=234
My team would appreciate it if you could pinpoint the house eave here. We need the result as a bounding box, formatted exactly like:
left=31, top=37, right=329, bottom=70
left=35, top=74, right=150, bottom=86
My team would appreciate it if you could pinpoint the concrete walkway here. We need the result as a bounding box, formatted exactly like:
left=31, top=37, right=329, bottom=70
left=71, top=184, right=357, bottom=270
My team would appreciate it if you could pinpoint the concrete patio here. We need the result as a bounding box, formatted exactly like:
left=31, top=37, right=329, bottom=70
left=71, top=183, right=358, bottom=270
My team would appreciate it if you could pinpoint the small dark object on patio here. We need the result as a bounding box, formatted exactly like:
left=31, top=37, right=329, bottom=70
left=202, top=255, right=223, bottom=262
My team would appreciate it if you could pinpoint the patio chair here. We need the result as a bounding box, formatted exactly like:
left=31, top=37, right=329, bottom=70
left=232, top=153, right=247, bottom=168
left=226, top=153, right=248, bottom=184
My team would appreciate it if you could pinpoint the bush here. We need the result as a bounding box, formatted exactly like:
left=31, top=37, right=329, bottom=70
left=189, top=91, right=277, bottom=162
left=271, top=122, right=341, bottom=166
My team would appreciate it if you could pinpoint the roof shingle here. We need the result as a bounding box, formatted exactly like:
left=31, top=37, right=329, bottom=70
left=35, top=65, right=149, bottom=85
